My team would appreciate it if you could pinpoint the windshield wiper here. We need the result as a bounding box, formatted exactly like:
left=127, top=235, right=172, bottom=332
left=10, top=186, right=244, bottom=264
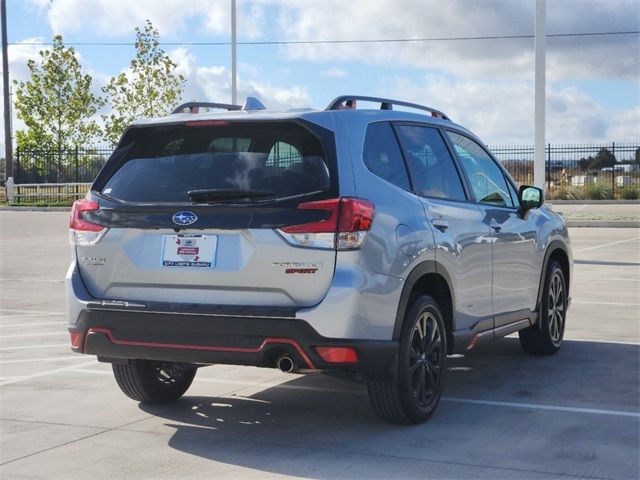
left=187, top=188, right=275, bottom=203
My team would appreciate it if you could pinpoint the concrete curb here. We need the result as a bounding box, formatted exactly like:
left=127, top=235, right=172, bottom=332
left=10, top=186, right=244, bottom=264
left=566, top=220, right=639, bottom=228
left=0, top=206, right=71, bottom=212
left=549, top=200, right=640, bottom=205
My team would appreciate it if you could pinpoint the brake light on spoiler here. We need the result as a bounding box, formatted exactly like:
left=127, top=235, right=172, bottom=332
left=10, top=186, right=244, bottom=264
left=69, top=199, right=107, bottom=246
left=277, top=197, right=374, bottom=250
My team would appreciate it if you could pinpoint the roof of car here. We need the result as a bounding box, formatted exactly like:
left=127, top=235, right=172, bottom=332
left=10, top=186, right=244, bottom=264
left=128, top=95, right=472, bottom=136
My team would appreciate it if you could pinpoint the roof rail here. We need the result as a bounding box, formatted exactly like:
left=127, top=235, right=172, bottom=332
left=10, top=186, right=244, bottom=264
left=171, top=102, right=242, bottom=114
left=325, top=95, right=450, bottom=120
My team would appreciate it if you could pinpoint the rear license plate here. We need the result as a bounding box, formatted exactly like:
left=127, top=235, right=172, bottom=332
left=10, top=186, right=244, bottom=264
left=162, top=234, right=217, bottom=268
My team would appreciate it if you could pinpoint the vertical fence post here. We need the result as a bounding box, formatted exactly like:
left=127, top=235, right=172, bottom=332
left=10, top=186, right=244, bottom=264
left=15, top=147, right=19, bottom=184
left=546, top=143, right=551, bottom=191
left=611, top=141, right=616, bottom=198
left=75, top=145, right=79, bottom=183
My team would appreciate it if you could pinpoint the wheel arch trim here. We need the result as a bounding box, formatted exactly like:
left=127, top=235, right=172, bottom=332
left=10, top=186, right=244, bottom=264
left=393, top=260, right=456, bottom=341
left=536, top=240, right=571, bottom=322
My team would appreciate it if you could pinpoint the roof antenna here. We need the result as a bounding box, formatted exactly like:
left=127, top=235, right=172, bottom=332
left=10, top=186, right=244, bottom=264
left=243, top=97, right=266, bottom=111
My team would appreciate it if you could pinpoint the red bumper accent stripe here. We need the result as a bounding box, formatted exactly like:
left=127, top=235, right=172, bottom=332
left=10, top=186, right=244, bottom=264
left=85, top=327, right=316, bottom=369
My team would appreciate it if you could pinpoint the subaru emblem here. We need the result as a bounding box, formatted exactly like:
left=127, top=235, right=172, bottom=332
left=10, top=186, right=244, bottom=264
left=172, top=211, right=198, bottom=226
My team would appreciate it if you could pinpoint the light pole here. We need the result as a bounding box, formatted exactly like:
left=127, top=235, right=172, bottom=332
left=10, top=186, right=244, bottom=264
left=1, top=0, right=13, bottom=190
left=534, top=0, right=546, bottom=191
left=231, top=0, right=237, bottom=105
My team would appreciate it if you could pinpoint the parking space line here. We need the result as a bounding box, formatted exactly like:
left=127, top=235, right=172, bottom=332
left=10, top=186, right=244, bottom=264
left=0, top=321, right=68, bottom=328
left=0, top=309, right=64, bottom=315
left=564, top=337, right=640, bottom=346
left=0, top=360, right=97, bottom=386
left=575, top=276, right=640, bottom=282
left=0, top=356, right=90, bottom=365
left=0, top=313, right=65, bottom=320
left=442, top=397, right=640, bottom=418
left=65, top=368, right=640, bottom=418
left=0, top=278, right=64, bottom=283
left=0, top=332, right=68, bottom=339
left=0, top=359, right=96, bottom=387
left=68, top=368, right=110, bottom=374
left=572, top=300, right=640, bottom=307
left=0, top=344, right=69, bottom=351
left=573, top=236, right=640, bottom=253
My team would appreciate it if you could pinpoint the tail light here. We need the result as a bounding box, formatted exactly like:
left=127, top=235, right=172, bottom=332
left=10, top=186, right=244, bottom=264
left=276, top=197, right=374, bottom=250
left=69, top=199, right=107, bottom=246
left=315, top=346, right=358, bottom=363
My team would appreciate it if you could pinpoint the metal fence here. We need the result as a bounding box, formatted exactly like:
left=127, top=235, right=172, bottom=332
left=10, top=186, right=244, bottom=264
left=15, top=147, right=112, bottom=184
left=10, top=142, right=640, bottom=201
left=490, top=142, right=640, bottom=198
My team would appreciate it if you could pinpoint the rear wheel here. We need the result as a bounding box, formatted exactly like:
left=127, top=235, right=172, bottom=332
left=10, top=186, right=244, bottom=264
left=519, top=260, right=567, bottom=355
left=367, top=294, right=447, bottom=424
left=112, top=360, right=197, bottom=403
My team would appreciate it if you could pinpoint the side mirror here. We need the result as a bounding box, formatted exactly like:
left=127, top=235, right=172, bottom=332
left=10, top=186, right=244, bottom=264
left=519, top=185, right=544, bottom=211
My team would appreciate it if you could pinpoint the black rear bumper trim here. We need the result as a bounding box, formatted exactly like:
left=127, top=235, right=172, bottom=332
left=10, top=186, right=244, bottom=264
left=71, top=308, right=398, bottom=377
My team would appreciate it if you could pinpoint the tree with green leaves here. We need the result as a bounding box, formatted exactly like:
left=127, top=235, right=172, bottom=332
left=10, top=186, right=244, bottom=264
left=13, top=35, right=103, bottom=160
left=594, top=148, right=616, bottom=168
left=102, top=20, right=185, bottom=145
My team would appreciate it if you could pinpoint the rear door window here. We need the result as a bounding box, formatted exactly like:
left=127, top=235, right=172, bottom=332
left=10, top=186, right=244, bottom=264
left=100, top=123, right=331, bottom=203
left=394, top=125, right=467, bottom=201
left=363, top=122, right=411, bottom=190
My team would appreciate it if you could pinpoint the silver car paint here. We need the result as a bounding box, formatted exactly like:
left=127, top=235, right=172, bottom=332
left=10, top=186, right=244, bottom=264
left=75, top=227, right=337, bottom=307
left=66, top=106, right=572, bottom=348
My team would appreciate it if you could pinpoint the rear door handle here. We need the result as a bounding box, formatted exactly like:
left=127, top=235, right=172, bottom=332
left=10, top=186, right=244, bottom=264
left=490, top=221, right=502, bottom=233
left=432, top=219, right=449, bottom=232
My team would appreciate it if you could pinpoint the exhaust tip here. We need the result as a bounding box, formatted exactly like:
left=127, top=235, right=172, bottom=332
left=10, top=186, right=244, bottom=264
left=276, top=355, right=295, bottom=373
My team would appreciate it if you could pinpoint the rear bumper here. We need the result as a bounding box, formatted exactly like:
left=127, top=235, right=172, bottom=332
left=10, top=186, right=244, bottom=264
left=69, top=308, right=398, bottom=378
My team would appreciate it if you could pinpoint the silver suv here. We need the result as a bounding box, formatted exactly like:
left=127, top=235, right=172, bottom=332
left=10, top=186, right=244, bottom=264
left=66, top=95, right=572, bottom=424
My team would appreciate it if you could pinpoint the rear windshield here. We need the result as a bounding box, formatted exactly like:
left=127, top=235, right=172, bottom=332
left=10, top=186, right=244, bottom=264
left=100, top=122, right=331, bottom=203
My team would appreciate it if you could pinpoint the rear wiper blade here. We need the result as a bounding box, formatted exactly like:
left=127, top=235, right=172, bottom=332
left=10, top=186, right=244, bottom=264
left=187, top=188, right=275, bottom=203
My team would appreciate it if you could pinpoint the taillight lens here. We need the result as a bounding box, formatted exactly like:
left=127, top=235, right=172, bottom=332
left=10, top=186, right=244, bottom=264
left=277, top=198, right=374, bottom=250
left=69, top=199, right=107, bottom=246
left=315, top=346, right=358, bottom=363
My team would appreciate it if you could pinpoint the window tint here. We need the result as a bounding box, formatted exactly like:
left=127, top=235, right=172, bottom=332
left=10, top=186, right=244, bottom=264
left=101, top=123, right=330, bottom=203
left=506, top=179, right=520, bottom=208
left=394, top=125, right=466, bottom=201
left=363, top=122, right=410, bottom=190
left=447, top=131, right=514, bottom=208
left=267, top=142, right=303, bottom=168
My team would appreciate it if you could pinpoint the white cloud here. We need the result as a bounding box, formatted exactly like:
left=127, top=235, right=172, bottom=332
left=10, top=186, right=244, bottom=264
left=321, top=67, right=348, bottom=78
left=276, top=0, right=640, bottom=81
left=387, top=74, right=639, bottom=144
left=30, top=0, right=266, bottom=39
left=0, top=39, right=49, bottom=153
left=170, top=47, right=312, bottom=110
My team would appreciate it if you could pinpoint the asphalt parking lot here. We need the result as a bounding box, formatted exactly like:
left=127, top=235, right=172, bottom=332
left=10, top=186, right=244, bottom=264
left=0, top=211, right=638, bottom=480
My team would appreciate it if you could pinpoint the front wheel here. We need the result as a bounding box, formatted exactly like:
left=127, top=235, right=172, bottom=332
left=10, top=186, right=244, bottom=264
left=519, top=260, right=567, bottom=355
left=367, top=294, right=447, bottom=424
left=112, top=360, right=197, bottom=403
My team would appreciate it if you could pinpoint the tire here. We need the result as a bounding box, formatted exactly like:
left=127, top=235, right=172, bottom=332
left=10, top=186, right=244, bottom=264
left=367, top=294, right=447, bottom=424
left=112, top=359, right=197, bottom=403
left=519, top=260, right=567, bottom=355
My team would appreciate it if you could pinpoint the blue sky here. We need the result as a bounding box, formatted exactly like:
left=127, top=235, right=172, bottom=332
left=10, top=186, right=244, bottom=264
left=3, top=0, right=639, bottom=147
